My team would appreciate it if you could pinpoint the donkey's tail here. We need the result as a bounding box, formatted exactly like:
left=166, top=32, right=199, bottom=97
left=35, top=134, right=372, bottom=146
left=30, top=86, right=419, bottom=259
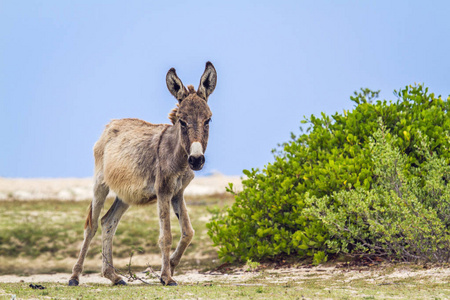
left=84, top=202, right=93, bottom=229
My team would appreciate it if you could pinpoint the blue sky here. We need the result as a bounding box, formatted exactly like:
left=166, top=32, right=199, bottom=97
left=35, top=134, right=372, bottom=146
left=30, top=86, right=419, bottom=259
left=1, top=1, right=449, bottom=178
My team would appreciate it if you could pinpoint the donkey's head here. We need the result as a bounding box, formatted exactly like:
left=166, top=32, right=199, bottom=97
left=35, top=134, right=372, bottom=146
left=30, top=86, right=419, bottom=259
left=166, top=62, right=217, bottom=171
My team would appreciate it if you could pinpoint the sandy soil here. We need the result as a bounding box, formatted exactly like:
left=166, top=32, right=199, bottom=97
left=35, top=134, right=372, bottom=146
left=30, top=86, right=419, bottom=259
left=0, top=174, right=243, bottom=201
left=1, top=265, right=449, bottom=286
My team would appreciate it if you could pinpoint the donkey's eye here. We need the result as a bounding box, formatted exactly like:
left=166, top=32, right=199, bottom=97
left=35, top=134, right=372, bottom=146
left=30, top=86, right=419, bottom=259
left=179, top=120, right=187, bottom=128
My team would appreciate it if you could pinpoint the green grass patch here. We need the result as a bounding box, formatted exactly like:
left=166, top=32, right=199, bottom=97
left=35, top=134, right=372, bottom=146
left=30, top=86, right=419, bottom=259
left=2, top=283, right=300, bottom=300
left=0, top=196, right=230, bottom=275
left=1, top=275, right=449, bottom=300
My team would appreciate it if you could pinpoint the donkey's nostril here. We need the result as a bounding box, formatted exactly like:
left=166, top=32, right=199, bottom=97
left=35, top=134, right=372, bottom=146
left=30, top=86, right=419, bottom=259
left=188, top=155, right=205, bottom=170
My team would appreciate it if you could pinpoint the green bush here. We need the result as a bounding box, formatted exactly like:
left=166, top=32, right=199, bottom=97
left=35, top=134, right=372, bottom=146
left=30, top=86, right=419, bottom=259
left=207, top=84, right=450, bottom=263
left=305, top=122, right=450, bottom=262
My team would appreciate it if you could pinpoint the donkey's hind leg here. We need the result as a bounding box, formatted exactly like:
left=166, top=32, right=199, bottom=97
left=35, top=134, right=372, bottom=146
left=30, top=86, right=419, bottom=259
left=69, top=176, right=109, bottom=286
left=101, top=196, right=129, bottom=285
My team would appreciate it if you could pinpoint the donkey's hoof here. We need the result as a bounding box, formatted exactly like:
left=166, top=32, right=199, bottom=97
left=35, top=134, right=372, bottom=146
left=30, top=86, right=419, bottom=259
left=114, top=279, right=127, bottom=286
left=160, top=278, right=177, bottom=286
left=68, top=279, right=79, bottom=286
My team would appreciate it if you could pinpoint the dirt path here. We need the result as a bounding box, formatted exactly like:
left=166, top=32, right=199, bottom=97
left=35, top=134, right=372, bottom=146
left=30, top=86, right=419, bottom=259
left=1, top=266, right=449, bottom=286
left=0, top=271, right=254, bottom=285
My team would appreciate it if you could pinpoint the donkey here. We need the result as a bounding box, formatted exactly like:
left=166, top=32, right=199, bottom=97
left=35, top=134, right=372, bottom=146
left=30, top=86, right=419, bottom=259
left=68, top=62, right=217, bottom=286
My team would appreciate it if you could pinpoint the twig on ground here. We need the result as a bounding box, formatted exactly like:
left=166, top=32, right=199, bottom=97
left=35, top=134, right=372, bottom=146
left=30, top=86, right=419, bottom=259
left=142, top=264, right=162, bottom=282
left=101, top=252, right=156, bottom=285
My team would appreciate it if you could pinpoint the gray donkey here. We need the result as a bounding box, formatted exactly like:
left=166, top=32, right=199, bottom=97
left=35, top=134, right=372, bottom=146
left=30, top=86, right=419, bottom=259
left=69, top=62, right=217, bottom=286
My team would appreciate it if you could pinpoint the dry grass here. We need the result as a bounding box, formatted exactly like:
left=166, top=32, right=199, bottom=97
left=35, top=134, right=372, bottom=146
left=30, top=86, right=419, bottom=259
left=0, top=195, right=231, bottom=275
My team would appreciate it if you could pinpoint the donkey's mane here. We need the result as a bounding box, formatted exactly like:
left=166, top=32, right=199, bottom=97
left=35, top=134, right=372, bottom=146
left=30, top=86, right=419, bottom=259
left=168, top=105, right=179, bottom=124
left=168, top=85, right=196, bottom=124
left=186, top=85, right=196, bottom=94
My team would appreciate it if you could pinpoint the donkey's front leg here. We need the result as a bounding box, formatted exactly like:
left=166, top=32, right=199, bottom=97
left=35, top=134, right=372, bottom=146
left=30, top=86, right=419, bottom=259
left=170, top=191, right=194, bottom=275
left=157, top=195, right=176, bottom=286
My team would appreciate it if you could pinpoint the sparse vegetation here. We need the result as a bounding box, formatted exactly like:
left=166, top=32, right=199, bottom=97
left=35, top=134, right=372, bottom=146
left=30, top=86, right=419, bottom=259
left=0, top=192, right=449, bottom=299
left=0, top=195, right=230, bottom=275
left=1, top=265, right=449, bottom=299
left=245, top=259, right=260, bottom=272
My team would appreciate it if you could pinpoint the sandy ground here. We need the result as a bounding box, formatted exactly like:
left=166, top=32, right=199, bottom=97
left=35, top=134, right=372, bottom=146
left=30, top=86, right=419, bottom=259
left=1, top=265, right=449, bottom=286
left=0, top=174, right=243, bottom=201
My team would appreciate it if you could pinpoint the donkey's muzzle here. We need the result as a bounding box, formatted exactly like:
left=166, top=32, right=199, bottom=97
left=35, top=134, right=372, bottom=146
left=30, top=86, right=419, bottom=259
left=188, top=155, right=205, bottom=171
left=189, top=141, right=205, bottom=171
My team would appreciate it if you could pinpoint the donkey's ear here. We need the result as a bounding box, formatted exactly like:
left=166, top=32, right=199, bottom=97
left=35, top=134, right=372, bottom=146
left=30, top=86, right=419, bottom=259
left=197, top=62, right=217, bottom=101
left=166, top=68, right=188, bottom=102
